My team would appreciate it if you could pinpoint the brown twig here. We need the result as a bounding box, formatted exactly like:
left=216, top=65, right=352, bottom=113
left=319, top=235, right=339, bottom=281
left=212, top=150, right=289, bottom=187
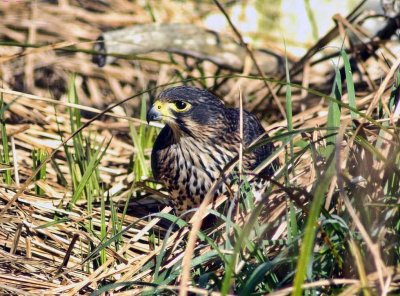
left=55, top=233, right=79, bottom=275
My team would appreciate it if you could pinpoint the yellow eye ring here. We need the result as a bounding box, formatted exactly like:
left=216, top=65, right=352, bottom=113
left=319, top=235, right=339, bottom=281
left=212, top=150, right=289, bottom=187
left=175, top=101, right=187, bottom=110
left=170, top=100, right=191, bottom=112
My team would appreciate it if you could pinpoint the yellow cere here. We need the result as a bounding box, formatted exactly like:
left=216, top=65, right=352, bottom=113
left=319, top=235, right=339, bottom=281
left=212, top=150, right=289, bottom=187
left=153, top=100, right=172, bottom=117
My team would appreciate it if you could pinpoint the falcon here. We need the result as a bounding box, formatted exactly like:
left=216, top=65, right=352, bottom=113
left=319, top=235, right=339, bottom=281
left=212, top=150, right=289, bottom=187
left=146, top=86, right=276, bottom=214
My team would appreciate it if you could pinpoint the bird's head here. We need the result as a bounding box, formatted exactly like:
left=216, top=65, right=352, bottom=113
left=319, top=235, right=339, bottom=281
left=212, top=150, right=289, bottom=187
left=147, top=86, right=226, bottom=139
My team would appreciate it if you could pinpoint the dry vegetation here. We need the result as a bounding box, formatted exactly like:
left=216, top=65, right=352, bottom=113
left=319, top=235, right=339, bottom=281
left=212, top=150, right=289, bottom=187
left=0, top=0, right=399, bottom=295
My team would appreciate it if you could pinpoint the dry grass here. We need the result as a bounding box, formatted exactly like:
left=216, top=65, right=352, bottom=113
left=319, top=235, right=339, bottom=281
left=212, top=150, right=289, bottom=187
left=0, top=0, right=399, bottom=295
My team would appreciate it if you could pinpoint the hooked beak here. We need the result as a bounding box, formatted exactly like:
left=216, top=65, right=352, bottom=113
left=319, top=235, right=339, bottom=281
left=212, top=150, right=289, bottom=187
left=146, top=105, right=162, bottom=124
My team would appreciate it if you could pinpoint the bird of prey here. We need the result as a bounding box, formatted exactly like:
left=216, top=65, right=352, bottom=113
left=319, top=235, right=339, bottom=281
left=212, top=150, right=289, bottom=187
left=147, top=86, right=276, bottom=214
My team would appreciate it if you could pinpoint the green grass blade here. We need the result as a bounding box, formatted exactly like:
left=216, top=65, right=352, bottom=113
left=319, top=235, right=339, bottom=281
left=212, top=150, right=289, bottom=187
left=130, top=122, right=149, bottom=181
left=285, top=41, right=293, bottom=151
left=0, top=92, right=11, bottom=184
left=69, top=138, right=111, bottom=206
left=291, top=157, right=335, bottom=296
left=326, top=68, right=341, bottom=155
left=239, top=261, right=274, bottom=294
left=220, top=200, right=267, bottom=295
left=32, top=149, right=47, bottom=196
left=341, top=50, right=357, bottom=120
left=292, top=66, right=342, bottom=296
left=100, top=191, right=107, bottom=264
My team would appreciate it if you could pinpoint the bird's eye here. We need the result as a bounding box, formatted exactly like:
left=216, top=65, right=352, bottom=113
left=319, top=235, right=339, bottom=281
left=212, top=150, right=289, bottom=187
left=175, top=101, right=187, bottom=110
left=173, top=100, right=190, bottom=112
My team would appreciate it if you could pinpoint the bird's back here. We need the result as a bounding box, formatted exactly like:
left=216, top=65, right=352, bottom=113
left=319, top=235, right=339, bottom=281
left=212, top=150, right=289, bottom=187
left=224, top=108, right=276, bottom=177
